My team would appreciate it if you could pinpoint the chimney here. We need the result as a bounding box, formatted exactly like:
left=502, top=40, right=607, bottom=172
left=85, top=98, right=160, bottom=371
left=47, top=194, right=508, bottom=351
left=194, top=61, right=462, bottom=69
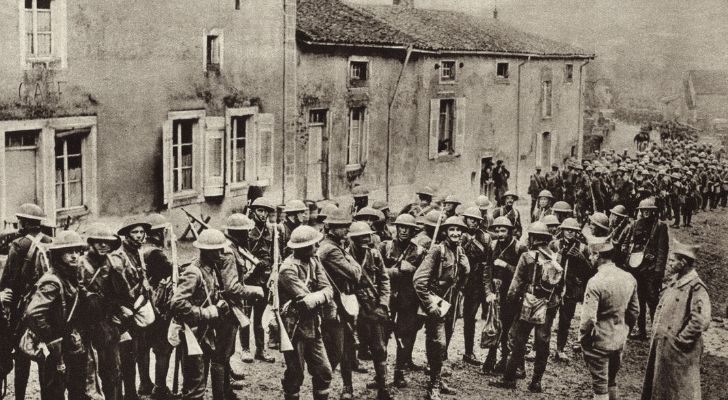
left=393, top=0, right=415, bottom=8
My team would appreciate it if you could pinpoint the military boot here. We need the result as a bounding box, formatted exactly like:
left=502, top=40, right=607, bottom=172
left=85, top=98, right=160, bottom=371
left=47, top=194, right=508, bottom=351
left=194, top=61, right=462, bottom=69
left=608, top=386, right=620, bottom=400
left=210, top=362, right=227, bottom=400
left=340, top=385, right=354, bottom=400
left=393, top=369, right=408, bottom=388
left=427, top=376, right=442, bottom=400
left=439, top=380, right=457, bottom=395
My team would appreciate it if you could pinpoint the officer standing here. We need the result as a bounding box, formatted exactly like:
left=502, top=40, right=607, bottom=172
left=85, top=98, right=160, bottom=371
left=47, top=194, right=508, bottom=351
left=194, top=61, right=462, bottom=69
left=280, top=200, right=308, bottom=258
left=351, top=185, right=369, bottom=214
left=378, top=214, right=424, bottom=388
left=0, top=203, right=52, bottom=400
left=413, top=216, right=470, bottom=400
left=348, top=222, right=393, bottom=400
left=278, top=225, right=334, bottom=400
left=528, top=167, right=548, bottom=217
left=580, top=234, right=639, bottom=400
left=492, top=191, right=523, bottom=238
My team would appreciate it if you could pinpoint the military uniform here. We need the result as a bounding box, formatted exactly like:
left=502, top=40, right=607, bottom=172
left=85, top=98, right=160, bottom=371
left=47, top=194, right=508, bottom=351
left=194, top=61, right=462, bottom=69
left=629, top=217, right=669, bottom=337
left=278, top=253, right=334, bottom=400
left=492, top=207, right=522, bottom=239
left=460, top=229, right=493, bottom=360
left=241, top=220, right=275, bottom=355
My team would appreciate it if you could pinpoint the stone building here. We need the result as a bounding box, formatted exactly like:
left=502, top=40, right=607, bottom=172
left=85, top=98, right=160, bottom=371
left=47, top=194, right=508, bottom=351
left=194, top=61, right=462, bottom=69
left=296, top=0, right=594, bottom=209
left=682, top=70, right=728, bottom=132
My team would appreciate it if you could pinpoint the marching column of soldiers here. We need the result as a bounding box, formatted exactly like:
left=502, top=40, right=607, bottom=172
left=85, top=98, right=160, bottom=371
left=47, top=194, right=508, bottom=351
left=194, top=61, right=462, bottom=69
left=0, top=132, right=716, bottom=400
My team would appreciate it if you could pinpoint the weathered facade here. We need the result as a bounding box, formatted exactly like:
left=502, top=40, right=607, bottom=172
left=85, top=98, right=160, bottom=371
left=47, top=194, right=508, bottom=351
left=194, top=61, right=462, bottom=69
left=683, top=70, right=728, bottom=132
left=0, top=0, right=297, bottom=227
left=296, top=0, right=593, bottom=210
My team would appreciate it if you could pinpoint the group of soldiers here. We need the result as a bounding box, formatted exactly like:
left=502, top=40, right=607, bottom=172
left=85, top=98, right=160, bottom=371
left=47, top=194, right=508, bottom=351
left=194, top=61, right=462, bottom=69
left=0, top=132, right=715, bottom=400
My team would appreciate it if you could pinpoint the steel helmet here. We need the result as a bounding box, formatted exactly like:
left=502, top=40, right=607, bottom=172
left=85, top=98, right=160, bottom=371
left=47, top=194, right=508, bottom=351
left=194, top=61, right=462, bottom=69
left=502, top=191, right=519, bottom=201
left=84, top=223, right=121, bottom=249
left=287, top=225, right=324, bottom=249
left=637, top=198, right=658, bottom=210
left=527, top=221, right=551, bottom=237
left=284, top=199, right=307, bottom=214
left=354, top=206, right=385, bottom=221
left=461, top=206, right=483, bottom=220
left=559, top=217, right=581, bottom=231
left=416, top=186, right=435, bottom=197
left=325, top=208, right=353, bottom=226
left=49, top=230, right=87, bottom=252
left=117, top=216, right=151, bottom=236
left=193, top=229, right=229, bottom=250
left=319, top=204, right=339, bottom=220
left=422, top=210, right=442, bottom=227
left=589, top=212, right=610, bottom=230
left=542, top=214, right=560, bottom=227
left=491, top=216, right=513, bottom=229
left=371, top=200, right=389, bottom=212
left=609, top=205, right=628, bottom=218
left=393, top=214, right=419, bottom=228
left=552, top=201, right=572, bottom=213
left=16, top=203, right=45, bottom=221
left=146, top=213, right=168, bottom=231
left=441, top=216, right=467, bottom=230
left=537, top=190, right=554, bottom=200
left=475, top=195, right=493, bottom=210
left=223, top=213, right=254, bottom=231
left=443, top=195, right=461, bottom=205
left=585, top=233, right=614, bottom=254
left=351, top=185, right=369, bottom=198
left=347, top=221, right=374, bottom=238
left=251, top=197, right=276, bottom=212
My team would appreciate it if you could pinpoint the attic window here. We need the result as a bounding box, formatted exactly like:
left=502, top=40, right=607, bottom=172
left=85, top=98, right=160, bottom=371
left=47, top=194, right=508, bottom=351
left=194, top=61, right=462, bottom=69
left=350, top=61, right=368, bottom=81
left=440, top=60, right=456, bottom=82
left=497, top=62, right=510, bottom=79
left=565, top=63, right=574, bottom=83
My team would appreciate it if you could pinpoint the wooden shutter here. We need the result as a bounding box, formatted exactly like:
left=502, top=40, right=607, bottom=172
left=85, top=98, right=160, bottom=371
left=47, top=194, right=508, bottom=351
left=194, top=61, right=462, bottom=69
left=362, top=108, right=370, bottom=163
left=429, top=99, right=439, bottom=159
left=203, top=116, right=225, bottom=197
left=162, top=119, right=173, bottom=206
left=454, top=97, right=467, bottom=155
left=256, top=113, right=274, bottom=184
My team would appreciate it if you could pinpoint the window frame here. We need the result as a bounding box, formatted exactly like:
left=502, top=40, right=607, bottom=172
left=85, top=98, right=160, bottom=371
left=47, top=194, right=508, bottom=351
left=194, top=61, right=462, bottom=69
left=0, top=116, right=98, bottom=228
left=224, top=106, right=259, bottom=195
left=565, top=63, right=574, bottom=84
left=348, top=56, right=370, bottom=88
left=428, top=97, right=466, bottom=160
left=164, top=110, right=206, bottom=207
left=18, top=0, right=68, bottom=69
left=541, top=80, right=553, bottom=119
left=439, top=60, right=457, bottom=83
left=495, top=61, right=510, bottom=82
left=54, top=132, right=85, bottom=211
left=438, top=99, right=455, bottom=155
left=203, top=28, right=224, bottom=73
left=346, top=106, right=368, bottom=170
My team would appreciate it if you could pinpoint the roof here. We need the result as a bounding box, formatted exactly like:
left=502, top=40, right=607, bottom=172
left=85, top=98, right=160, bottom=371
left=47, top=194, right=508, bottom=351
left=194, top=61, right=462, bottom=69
left=687, top=70, right=728, bottom=96
left=297, top=0, right=593, bottom=58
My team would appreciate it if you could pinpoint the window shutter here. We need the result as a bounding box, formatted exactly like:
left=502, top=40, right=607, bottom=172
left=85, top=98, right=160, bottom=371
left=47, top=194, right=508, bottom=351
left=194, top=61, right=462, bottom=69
left=429, top=99, right=439, bottom=159
left=362, top=109, right=370, bottom=163
left=203, top=116, right=225, bottom=197
left=256, top=113, right=274, bottom=184
left=224, top=114, right=233, bottom=196
left=162, top=119, right=173, bottom=206
left=244, top=115, right=256, bottom=182
left=455, top=97, right=467, bottom=155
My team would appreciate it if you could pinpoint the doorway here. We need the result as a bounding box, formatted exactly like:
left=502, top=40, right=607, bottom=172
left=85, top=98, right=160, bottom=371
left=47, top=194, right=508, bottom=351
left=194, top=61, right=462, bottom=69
left=307, top=110, right=329, bottom=200
left=480, top=157, right=494, bottom=199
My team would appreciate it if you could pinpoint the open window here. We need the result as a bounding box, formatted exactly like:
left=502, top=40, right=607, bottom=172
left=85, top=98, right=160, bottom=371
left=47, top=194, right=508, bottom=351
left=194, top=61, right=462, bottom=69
left=204, top=29, right=223, bottom=73
left=429, top=98, right=466, bottom=159
left=440, top=60, right=457, bottom=83
left=346, top=107, right=368, bottom=169
left=496, top=61, right=510, bottom=81
left=19, top=0, right=68, bottom=69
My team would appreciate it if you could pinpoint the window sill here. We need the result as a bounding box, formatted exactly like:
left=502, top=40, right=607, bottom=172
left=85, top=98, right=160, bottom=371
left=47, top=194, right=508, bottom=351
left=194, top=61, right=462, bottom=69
left=345, top=163, right=362, bottom=172
left=542, top=116, right=553, bottom=121
left=439, top=80, right=457, bottom=85
left=254, top=179, right=270, bottom=187
left=56, top=205, right=89, bottom=219
left=348, top=80, right=369, bottom=88
left=434, top=153, right=460, bottom=162
left=494, top=78, right=510, bottom=85
left=170, top=190, right=203, bottom=207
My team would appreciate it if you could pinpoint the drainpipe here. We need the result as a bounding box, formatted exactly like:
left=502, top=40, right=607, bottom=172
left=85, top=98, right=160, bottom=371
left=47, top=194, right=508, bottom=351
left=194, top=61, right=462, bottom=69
left=577, top=60, right=591, bottom=160
left=385, top=45, right=413, bottom=202
left=515, top=56, right=529, bottom=194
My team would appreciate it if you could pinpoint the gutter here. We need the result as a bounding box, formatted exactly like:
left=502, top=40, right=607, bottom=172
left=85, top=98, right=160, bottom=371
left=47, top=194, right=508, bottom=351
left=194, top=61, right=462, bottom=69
left=577, top=59, right=591, bottom=160
left=386, top=44, right=414, bottom=202
left=515, top=57, right=529, bottom=194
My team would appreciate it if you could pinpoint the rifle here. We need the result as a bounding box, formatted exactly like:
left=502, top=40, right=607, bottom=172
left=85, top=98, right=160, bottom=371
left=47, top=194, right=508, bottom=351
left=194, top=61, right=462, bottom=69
left=169, top=225, right=182, bottom=395
left=0, top=230, right=21, bottom=254
left=269, top=224, right=294, bottom=352
left=181, top=208, right=260, bottom=266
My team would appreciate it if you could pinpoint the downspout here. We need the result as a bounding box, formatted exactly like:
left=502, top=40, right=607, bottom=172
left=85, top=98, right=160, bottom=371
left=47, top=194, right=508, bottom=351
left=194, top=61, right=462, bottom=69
left=385, top=44, right=414, bottom=202
left=515, top=56, right=529, bottom=194
left=577, top=60, right=591, bottom=160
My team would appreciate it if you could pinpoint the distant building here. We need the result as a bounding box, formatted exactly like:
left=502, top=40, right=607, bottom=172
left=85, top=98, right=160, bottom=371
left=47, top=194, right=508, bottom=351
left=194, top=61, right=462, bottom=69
left=296, top=0, right=594, bottom=208
left=683, top=70, right=728, bottom=131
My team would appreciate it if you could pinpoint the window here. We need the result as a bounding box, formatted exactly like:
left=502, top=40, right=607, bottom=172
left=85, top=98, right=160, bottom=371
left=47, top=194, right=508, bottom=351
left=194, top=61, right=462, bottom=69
left=496, top=62, right=510, bottom=79
left=440, top=60, right=456, bottom=82
left=24, top=0, right=52, bottom=59
left=429, top=98, right=466, bottom=159
left=230, top=117, right=247, bottom=184
left=542, top=80, right=552, bottom=118
left=55, top=133, right=85, bottom=209
left=172, top=119, right=195, bottom=193
left=347, top=107, right=368, bottom=166
left=206, top=35, right=220, bottom=72
left=438, top=99, right=455, bottom=153
left=350, top=61, right=369, bottom=82
left=19, top=0, right=66, bottom=68
left=565, top=63, right=574, bottom=83
left=6, top=130, right=38, bottom=148
left=309, top=109, right=326, bottom=125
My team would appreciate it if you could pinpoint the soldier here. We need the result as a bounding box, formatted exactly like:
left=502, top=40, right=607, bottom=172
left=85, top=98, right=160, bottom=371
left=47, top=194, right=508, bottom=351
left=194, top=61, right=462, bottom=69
left=528, top=167, right=548, bottom=217
left=641, top=240, right=710, bottom=400
left=378, top=214, right=425, bottom=388
left=400, top=186, right=436, bottom=217
left=413, top=216, right=470, bottom=400
left=492, top=191, right=523, bottom=238
left=413, top=210, right=441, bottom=249
left=552, top=201, right=573, bottom=224
left=82, top=223, right=133, bottom=400
left=142, top=213, right=177, bottom=399
left=348, top=222, right=393, bottom=400
left=550, top=218, right=592, bottom=361
left=351, top=185, right=369, bottom=214
left=588, top=212, right=611, bottom=238
left=0, top=203, right=52, bottom=400
left=371, top=200, right=393, bottom=242
left=441, top=195, right=461, bottom=219
left=490, top=222, right=563, bottom=393
left=460, top=207, right=494, bottom=366
left=483, top=216, right=527, bottom=375
left=609, top=205, right=633, bottom=268
left=353, top=207, right=385, bottom=246
left=493, top=160, right=511, bottom=206
left=546, top=164, right=564, bottom=202
left=247, top=197, right=279, bottom=351
left=24, top=231, right=94, bottom=400
left=278, top=226, right=334, bottom=400
left=542, top=215, right=561, bottom=237
left=531, top=190, right=554, bottom=223
left=280, top=200, right=308, bottom=258
left=682, top=172, right=698, bottom=227
left=475, top=195, right=494, bottom=231
left=116, top=216, right=154, bottom=399
left=628, top=198, right=669, bottom=340
left=579, top=234, right=639, bottom=400
left=317, top=209, right=362, bottom=400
